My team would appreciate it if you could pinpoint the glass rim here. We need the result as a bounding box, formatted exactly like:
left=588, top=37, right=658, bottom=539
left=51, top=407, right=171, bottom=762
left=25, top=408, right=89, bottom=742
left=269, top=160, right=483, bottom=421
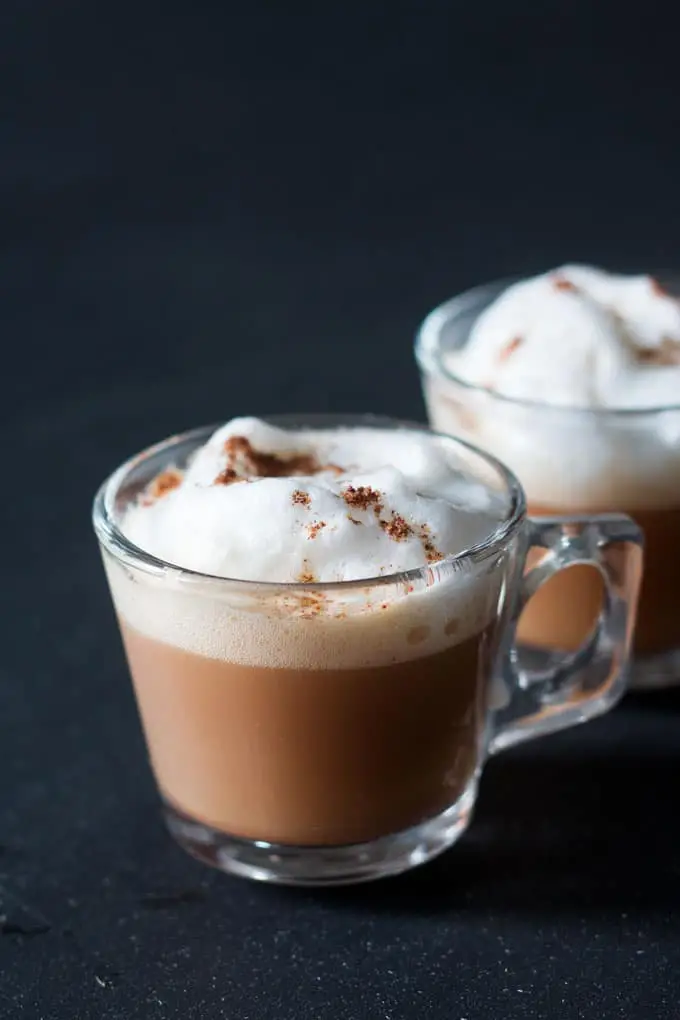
left=414, top=274, right=680, bottom=417
left=92, top=413, right=526, bottom=593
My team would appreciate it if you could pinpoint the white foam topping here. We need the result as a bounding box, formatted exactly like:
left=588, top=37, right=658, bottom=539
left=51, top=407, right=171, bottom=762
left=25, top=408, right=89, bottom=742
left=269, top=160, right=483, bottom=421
left=107, top=420, right=504, bottom=668
left=423, top=266, right=680, bottom=509
left=443, top=265, right=680, bottom=409
left=122, top=417, right=499, bottom=583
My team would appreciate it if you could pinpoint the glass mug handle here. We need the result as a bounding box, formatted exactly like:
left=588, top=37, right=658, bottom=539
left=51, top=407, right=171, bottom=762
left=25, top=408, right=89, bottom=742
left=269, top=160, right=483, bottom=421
left=489, top=514, right=644, bottom=753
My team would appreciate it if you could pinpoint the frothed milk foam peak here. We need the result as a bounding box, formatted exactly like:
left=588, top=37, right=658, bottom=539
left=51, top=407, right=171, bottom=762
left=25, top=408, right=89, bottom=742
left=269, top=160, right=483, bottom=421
left=422, top=266, right=680, bottom=508
left=443, top=265, right=680, bottom=409
left=108, top=419, right=504, bottom=669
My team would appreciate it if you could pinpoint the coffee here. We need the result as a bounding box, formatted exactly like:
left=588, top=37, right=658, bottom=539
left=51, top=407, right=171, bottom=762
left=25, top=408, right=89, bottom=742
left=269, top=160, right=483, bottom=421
left=105, top=417, right=503, bottom=847
left=120, top=621, right=491, bottom=846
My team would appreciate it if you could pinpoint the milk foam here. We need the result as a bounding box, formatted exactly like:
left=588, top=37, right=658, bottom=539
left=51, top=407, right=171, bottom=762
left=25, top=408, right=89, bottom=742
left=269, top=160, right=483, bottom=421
left=107, top=420, right=505, bottom=668
left=423, top=267, right=680, bottom=508
left=443, top=265, right=680, bottom=409
left=122, top=418, right=500, bottom=583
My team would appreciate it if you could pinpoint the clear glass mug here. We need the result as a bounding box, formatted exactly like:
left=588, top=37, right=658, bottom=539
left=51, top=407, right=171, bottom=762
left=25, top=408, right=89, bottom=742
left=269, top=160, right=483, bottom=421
left=416, top=281, right=680, bottom=691
left=93, top=416, right=642, bottom=886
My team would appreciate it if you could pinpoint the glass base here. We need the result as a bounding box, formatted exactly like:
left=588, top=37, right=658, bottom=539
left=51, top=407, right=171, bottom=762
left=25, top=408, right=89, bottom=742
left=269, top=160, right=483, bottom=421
left=163, top=783, right=478, bottom=886
left=630, top=649, right=680, bottom=691
left=518, top=643, right=680, bottom=692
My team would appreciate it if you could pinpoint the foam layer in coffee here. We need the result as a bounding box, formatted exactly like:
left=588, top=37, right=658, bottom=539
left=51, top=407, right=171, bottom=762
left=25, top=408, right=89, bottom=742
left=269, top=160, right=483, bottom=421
left=122, top=418, right=500, bottom=583
left=424, top=266, right=680, bottom=508
left=444, top=265, right=680, bottom=409
left=107, top=420, right=504, bottom=669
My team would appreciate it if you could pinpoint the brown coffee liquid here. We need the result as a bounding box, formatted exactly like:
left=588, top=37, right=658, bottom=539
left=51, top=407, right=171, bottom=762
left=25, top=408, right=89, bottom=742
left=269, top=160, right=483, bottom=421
left=120, top=622, right=491, bottom=847
left=519, top=503, right=674, bottom=655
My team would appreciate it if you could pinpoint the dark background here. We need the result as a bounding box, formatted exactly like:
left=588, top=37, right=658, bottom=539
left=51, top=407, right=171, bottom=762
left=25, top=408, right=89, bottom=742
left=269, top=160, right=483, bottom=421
left=2, top=2, right=680, bottom=1017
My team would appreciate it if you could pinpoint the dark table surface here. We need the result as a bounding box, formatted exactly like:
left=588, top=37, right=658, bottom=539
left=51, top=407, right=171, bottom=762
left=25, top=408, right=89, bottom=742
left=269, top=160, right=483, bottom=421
left=2, top=2, right=680, bottom=1017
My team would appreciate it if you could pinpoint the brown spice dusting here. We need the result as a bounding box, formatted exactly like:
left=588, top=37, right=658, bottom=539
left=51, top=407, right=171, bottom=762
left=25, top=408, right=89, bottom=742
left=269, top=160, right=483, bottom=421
left=214, top=468, right=242, bottom=485
left=343, top=484, right=443, bottom=559
left=222, top=435, right=328, bottom=478
left=221, top=436, right=347, bottom=480
left=297, top=560, right=317, bottom=584
left=418, top=523, right=443, bottom=564
left=650, top=277, right=669, bottom=297
left=498, top=335, right=523, bottom=362
left=281, top=589, right=327, bottom=618
left=292, top=489, right=311, bottom=506
left=379, top=512, right=413, bottom=542
left=307, top=521, right=327, bottom=539
left=552, top=276, right=577, bottom=293
left=635, top=337, right=680, bottom=366
left=342, top=485, right=384, bottom=514
left=423, top=543, right=441, bottom=564
left=143, top=469, right=183, bottom=503
left=297, top=586, right=326, bottom=618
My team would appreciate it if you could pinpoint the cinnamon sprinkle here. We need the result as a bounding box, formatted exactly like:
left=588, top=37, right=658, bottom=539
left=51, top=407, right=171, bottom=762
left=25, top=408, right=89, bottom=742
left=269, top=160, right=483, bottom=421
left=498, top=335, right=523, bottom=362
left=307, top=521, right=326, bottom=539
left=297, top=560, right=317, bottom=584
left=142, top=469, right=183, bottom=504
left=650, top=277, right=669, bottom=297
left=342, top=485, right=384, bottom=514
left=292, top=489, right=311, bottom=506
left=419, top=523, right=442, bottom=563
left=635, top=337, right=680, bottom=366
left=214, top=468, right=242, bottom=485
left=552, top=276, right=577, bottom=292
left=299, top=598, right=323, bottom=618
left=379, top=512, right=413, bottom=542
left=222, top=435, right=332, bottom=478
left=343, top=484, right=442, bottom=558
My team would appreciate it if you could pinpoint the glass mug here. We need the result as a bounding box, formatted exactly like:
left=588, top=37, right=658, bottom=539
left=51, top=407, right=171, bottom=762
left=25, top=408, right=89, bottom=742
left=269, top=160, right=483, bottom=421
left=416, top=280, right=679, bottom=691
left=93, top=416, right=642, bottom=885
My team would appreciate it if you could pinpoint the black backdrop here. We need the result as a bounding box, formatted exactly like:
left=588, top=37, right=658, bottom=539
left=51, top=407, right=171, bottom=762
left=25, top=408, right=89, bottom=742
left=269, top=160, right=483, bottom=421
left=2, top=2, right=680, bottom=1017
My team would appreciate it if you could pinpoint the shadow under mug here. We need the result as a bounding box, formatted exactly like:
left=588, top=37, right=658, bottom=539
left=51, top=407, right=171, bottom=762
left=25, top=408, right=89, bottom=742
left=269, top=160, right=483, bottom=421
left=92, top=416, right=643, bottom=885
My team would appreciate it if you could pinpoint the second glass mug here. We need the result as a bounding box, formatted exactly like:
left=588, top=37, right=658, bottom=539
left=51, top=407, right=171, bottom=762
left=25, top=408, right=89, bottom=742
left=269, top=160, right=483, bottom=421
left=416, top=281, right=678, bottom=690
left=93, top=416, right=642, bottom=885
